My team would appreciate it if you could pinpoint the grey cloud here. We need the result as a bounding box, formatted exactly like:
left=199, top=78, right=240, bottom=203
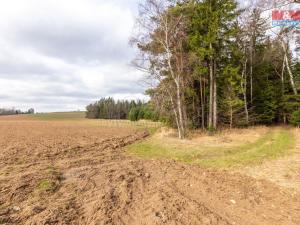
left=103, top=79, right=145, bottom=95
left=0, top=89, right=99, bottom=109
left=16, top=24, right=132, bottom=64
left=0, top=60, right=80, bottom=85
left=0, top=0, right=147, bottom=112
left=0, top=60, right=61, bottom=77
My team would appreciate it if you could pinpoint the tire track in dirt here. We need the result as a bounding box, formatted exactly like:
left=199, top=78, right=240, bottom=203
left=239, top=128, right=300, bottom=191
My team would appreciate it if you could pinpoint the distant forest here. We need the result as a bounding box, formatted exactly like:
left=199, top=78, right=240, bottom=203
left=0, top=108, right=35, bottom=116
left=86, top=97, right=159, bottom=121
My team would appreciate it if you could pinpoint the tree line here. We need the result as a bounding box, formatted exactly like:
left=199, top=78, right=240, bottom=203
left=86, top=97, right=159, bottom=121
left=131, top=0, right=300, bottom=138
left=0, top=108, right=34, bottom=116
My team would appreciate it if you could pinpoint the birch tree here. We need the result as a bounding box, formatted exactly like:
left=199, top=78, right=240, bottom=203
left=132, top=0, right=188, bottom=138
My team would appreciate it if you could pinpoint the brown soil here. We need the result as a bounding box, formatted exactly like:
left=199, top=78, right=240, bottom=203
left=1, top=118, right=300, bottom=225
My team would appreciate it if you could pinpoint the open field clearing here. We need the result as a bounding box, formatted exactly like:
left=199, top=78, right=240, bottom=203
left=26, top=112, right=86, bottom=121
left=22, top=112, right=162, bottom=129
left=0, top=115, right=300, bottom=225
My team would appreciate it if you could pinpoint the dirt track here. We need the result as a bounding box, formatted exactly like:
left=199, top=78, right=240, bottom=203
left=240, top=129, right=300, bottom=191
left=1, top=118, right=300, bottom=225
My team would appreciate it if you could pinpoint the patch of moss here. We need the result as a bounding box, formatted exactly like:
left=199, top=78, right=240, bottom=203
left=38, top=180, right=53, bottom=191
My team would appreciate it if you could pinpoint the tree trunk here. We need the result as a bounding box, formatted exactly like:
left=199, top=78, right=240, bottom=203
left=283, top=114, right=287, bottom=125
left=165, top=46, right=186, bottom=138
left=208, top=44, right=214, bottom=130
left=249, top=42, right=253, bottom=104
left=284, top=53, right=298, bottom=95
left=213, top=60, right=217, bottom=130
left=281, top=40, right=298, bottom=95
left=242, top=57, right=249, bottom=124
left=230, top=105, right=233, bottom=129
left=175, top=79, right=186, bottom=139
left=200, top=76, right=205, bottom=130
left=281, top=57, right=285, bottom=95
left=168, top=90, right=182, bottom=139
left=164, top=81, right=182, bottom=139
left=281, top=57, right=286, bottom=124
left=209, top=71, right=214, bottom=129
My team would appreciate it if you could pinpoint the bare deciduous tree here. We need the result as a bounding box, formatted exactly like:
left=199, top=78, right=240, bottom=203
left=131, top=0, right=188, bottom=138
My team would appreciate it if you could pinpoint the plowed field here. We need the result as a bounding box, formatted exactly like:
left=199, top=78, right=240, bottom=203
left=0, top=116, right=300, bottom=225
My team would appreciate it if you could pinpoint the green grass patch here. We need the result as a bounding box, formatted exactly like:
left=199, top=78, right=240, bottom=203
left=37, top=179, right=53, bottom=191
left=27, top=111, right=86, bottom=121
left=37, top=167, right=62, bottom=192
left=26, top=113, right=162, bottom=131
left=127, top=129, right=295, bottom=169
left=82, top=119, right=162, bottom=131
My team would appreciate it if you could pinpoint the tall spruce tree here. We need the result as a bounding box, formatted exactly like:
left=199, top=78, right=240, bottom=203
left=186, top=0, right=240, bottom=130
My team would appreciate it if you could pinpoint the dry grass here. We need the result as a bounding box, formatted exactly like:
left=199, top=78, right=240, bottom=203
left=239, top=128, right=300, bottom=191
left=127, top=126, right=295, bottom=168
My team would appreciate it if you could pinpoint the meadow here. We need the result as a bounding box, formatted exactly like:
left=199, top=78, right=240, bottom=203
left=127, top=127, right=295, bottom=168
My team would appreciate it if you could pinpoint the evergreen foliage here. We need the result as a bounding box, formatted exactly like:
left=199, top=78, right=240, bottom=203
left=132, top=0, right=300, bottom=136
left=128, top=107, right=140, bottom=121
left=86, top=98, right=141, bottom=119
left=291, top=110, right=300, bottom=127
left=86, top=98, right=159, bottom=121
left=0, top=108, right=35, bottom=116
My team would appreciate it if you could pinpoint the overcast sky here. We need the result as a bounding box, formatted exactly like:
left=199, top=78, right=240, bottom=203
left=0, top=0, right=285, bottom=112
left=0, top=0, right=146, bottom=112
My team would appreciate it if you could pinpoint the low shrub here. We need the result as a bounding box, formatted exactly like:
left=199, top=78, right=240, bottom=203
left=290, top=110, right=300, bottom=127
